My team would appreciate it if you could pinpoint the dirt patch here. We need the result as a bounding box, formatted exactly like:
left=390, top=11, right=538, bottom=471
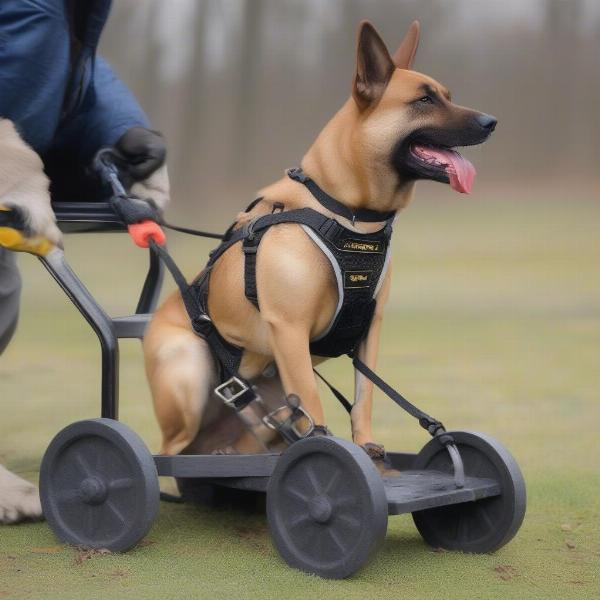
left=493, top=565, right=519, bottom=581
left=73, top=546, right=112, bottom=565
left=233, top=524, right=267, bottom=540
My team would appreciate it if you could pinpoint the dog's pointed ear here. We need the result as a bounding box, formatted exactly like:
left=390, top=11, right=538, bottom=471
left=392, top=20, right=420, bottom=69
left=352, top=21, right=395, bottom=111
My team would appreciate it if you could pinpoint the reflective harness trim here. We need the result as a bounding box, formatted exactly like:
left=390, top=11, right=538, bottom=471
left=299, top=225, right=344, bottom=342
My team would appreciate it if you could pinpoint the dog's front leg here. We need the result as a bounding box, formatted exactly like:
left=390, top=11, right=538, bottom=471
left=256, top=226, right=335, bottom=426
left=351, top=267, right=392, bottom=446
left=266, top=319, right=324, bottom=425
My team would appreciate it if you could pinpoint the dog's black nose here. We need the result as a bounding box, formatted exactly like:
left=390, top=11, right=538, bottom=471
left=475, top=113, right=497, bottom=132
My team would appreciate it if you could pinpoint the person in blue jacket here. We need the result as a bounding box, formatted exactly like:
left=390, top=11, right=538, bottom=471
left=0, top=0, right=170, bottom=523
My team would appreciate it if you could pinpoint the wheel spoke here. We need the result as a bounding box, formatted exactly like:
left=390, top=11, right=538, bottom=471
left=94, top=450, right=103, bottom=473
left=74, top=452, right=93, bottom=478
left=303, top=465, right=322, bottom=495
left=323, top=469, right=341, bottom=495
left=55, top=488, right=81, bottom=504
left=105, top=500, right=126, bottom=527
left=335, top=512, right=361, bottom=530
left=334, top=495, right=356, bottom=510
left=288, top=513, right=312, bottom=530
left=109, top=478, right=134, bottom=492
left=327, top=527, right=346, bottom=554
left=284, top=485, right=310, bottom=504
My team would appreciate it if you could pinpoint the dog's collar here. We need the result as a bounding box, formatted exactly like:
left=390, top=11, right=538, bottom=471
left=287, top=167, right=396, bottom=224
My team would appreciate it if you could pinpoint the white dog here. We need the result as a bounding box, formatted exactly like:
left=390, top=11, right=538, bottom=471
left=0, top=118, right=56, bottom=523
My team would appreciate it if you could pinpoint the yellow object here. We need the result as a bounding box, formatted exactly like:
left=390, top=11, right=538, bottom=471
left=0, top=207, right=54, bottom=256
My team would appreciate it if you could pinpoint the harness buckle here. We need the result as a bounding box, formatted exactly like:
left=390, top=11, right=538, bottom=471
left=215, top=376, right=257, bottom=411
left=242, top=216, right=260, bottom=242
left=262, top=395, right=315, bottom=443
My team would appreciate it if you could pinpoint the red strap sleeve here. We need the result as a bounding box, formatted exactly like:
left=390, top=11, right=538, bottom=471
left=128, top=220, right=166, bottom=248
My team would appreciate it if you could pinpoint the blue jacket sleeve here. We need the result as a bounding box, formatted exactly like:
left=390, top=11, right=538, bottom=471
left=53, top=55, right=150, bottom=161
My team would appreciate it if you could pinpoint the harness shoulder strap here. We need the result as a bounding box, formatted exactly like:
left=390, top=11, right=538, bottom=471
left=241, top=208, right=334, bottom=308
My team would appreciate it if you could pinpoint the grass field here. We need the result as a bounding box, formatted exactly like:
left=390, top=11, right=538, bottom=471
left=1, top=189, right=599, bottom=599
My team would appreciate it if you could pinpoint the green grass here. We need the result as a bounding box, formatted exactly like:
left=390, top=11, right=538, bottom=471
left=1, top=193, right=599, bottom=599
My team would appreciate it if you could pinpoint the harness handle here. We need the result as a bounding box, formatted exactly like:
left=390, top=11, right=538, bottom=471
left=95, top=149, right=224, bottom=247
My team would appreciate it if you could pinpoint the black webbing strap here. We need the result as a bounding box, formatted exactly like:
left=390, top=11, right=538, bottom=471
left=148, top=240, right=203, bottom=324
left=243, top=236, right=259, bottom=308
left=161, top=221, right=223, bottom=240
left=149, top=240, right=244, bottom=381
left=313, top=369, right=353, bottom=414
left=158, top=198, right=265, bottom=242
left=287, top=168, right=396, bottom=224
left=314, top=354, right=447, bottom=438
left=351, top=354, right=446, bottom=436
left=208, top=208, right=332, bottom=267
left=241, top=208, right=340, bottom=309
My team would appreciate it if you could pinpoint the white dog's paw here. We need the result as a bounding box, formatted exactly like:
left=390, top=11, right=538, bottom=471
left=0, top=464, right=43, bottom=524
left=0, top=118, right=62, bottom=247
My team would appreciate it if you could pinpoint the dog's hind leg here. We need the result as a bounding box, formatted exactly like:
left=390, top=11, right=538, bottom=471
left=144, top=295, right=219, bottom=456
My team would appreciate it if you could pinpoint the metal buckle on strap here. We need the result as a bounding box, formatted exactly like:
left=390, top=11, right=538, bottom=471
left=215, top=376, right=256, bottom=411
left=262, top=404, right=315, bottom=442
left=242, top=216, right=261, bottom=242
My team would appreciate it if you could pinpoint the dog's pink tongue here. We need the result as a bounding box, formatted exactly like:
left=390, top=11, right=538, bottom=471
left=417, top=146, right=477, bottom=194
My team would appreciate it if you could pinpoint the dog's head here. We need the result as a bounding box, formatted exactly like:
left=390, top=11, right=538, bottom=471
left=352, top=21, right=496, bottom=194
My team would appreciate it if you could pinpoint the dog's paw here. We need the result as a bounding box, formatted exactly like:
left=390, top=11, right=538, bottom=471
left=0, top=118, right=62, bottom=248
left=0, top=465, right=43, bottom=524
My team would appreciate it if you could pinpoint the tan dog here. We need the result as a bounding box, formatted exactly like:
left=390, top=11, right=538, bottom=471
left=143, top=21, right=496, bottom=460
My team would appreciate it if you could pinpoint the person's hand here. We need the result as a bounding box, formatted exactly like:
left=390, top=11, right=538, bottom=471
left=113, top=127, right=170, bottom=213
left=0, top=119, right=61, bottom=255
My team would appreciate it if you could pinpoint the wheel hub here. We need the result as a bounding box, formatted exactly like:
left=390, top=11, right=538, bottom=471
left=79, top=476, right=108, bottom=505
left=308, top=494, right=332, bottom=524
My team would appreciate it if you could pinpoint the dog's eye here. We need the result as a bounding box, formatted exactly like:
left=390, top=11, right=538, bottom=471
left=417, top=95, right=433, bottom=104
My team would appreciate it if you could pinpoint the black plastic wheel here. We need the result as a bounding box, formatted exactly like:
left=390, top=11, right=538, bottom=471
left=412, top=431, right=526, bottom=553
left=40, top=418, right=159, bottom=551
left=267, top=436, right=388, bottom=579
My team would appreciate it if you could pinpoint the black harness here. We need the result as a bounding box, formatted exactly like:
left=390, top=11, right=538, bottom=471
left=187, top=168, right=394, bottom=383
left=148, top=168, right=451, bottom=443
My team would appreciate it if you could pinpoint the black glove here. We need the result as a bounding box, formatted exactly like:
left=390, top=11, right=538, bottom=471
left=113, top=127, right=167, bottom=188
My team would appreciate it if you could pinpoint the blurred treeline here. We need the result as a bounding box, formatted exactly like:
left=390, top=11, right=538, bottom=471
left=101, top=0, right=599, bottom=221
